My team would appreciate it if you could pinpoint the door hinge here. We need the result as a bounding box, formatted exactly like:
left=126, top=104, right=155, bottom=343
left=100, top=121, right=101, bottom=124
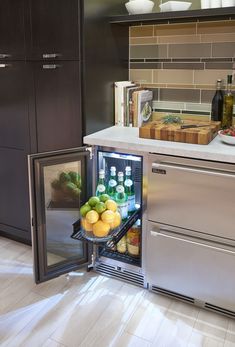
left=86, top=146, right=94, bottom=160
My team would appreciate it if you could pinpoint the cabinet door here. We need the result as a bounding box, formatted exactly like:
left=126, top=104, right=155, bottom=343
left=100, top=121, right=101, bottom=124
left=29, top=147, right=92, bottom=283
left=0, top=0, right=26, bottom=61
left=29, top=0, right=80, bottom=60
left=0, top=148, right=31, bottom=242
left=34, top=61, right=82, bottom=152
left=0, top=62, right=31, bottom=151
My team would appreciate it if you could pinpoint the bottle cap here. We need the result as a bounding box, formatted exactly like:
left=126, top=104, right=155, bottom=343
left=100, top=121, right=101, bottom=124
left=118, top=171, right=124, bottom=178
left=110, top=166, right=116, bottom=172
left=125, top=166, right=131, bottom=172
left=99, top=169, right=105, bottom=178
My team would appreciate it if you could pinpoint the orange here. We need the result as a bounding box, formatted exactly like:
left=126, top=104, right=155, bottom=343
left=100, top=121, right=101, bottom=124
left=101, top=210, right=115, bottom=224
left=109, top=211, right=121, bottom=229
left=81, top=218, right=93, bottom=232
left=92, top=220, right=110, bottom=237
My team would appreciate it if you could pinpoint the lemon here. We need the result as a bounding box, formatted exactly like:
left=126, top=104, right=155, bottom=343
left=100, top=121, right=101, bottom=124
left=80, top=204, right=91, bottom=217
left=105, top=199, right=117, bottom=212
left=93, top=220, right=110, bottom=237
left=81, top=218, right=93, bottom=232
left=101, top=210, right=115, bottom=224
left=86, top=210, right=99, bottom=224
left=109, top=211, right=121, bottom=229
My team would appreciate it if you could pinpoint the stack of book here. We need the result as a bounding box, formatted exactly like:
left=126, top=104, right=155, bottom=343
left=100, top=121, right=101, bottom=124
left=114, top=81, right=153, bottom=127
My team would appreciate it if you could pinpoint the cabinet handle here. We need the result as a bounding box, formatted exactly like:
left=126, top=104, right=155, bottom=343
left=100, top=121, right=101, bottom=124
left=0, top=64, right=11, bottom=68
left=42, top=64, right=61, bottom=70
left=42, top=53, right=61, bottom=59
left=0, top=54, right=11, bottom=59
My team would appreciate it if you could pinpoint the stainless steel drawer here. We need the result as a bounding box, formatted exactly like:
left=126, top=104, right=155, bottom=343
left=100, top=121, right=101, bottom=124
left=147, top=154, right=235, bottom=240
left=146, top=222, right=235, bottom=312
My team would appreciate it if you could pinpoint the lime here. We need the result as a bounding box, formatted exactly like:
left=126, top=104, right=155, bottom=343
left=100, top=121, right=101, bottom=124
left=80, top=204, right=92, bottom=217
left=95, top=202, right=106, bottom=214
left=88, top=196, right=100, bottom=207
left=99, top=194, right=110, bottom=203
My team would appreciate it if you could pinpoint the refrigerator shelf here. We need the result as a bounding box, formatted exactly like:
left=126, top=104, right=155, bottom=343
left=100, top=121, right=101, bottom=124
left=71, top=208, right=141, bottom=248
left=99, top=247, right=141, bottom=267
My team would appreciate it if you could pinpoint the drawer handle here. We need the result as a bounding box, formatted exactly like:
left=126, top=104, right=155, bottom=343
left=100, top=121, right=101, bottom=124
left=0, top=64, right=11, bottom=68
left=0, top=54, right=11, bottom=59
left=42, top=64, right=61, bottom=70
left=150, top=230, right=235, bottom=255
left=43, top=53, right=61, bottom=59
left=152, top=163, right=235, bottom=179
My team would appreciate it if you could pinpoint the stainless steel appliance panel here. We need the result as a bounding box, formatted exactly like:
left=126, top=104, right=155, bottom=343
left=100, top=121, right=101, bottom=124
left=148, top=154, right=235, bottom=240
left=146, top=222, right=235, bottom=312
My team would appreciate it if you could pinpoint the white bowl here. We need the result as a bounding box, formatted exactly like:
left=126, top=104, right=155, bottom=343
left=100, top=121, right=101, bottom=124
left=218, top=130, right=235, bottom=145
left=125, top=0, right=154, bottom=14
left=160, top=1, right=192, bottom=12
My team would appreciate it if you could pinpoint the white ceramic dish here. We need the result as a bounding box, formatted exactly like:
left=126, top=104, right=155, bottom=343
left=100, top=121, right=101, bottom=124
left=218, top=130, right=235, bottom=145
left=125, top=0, right=154, bottom=14
left=160, top=1, right=192, bottom=12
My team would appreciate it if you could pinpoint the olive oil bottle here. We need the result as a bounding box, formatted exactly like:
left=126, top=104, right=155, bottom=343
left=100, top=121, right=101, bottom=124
left=211, top=79, right=223, bottom=122
left=222, top=75, right=234, bottom=129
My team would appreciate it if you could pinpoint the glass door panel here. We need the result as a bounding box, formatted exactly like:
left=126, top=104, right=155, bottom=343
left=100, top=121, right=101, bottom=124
left=29, top=147, right=92, bottom=283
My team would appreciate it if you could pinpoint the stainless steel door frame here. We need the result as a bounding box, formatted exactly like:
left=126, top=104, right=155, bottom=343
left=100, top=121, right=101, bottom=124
left=147, top=154, right=235, bottom=241
left=146, top=221, right=235, bottom=312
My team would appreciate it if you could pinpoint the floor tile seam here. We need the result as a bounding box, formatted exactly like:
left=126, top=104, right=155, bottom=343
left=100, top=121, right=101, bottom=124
left=186, top=308, right=201, bottom=346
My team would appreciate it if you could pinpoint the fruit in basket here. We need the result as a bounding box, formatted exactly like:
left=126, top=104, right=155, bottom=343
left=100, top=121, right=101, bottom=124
left=101, top=210, right=115, bottom=224
left=99, top=194, right=110, bottom=203
left=94, top=202, right=106, bottom=214
left=86, top=210, right=99, bottom=224
left=80, top=204, right=92, bottom=217
left=93, top=220, right=110, bottom=237
left=88, top=196, right=100, bottom=207
left=105, top=199, right=117, bottom=212
left=59, top=172, right=71, bottom=184
left=81, top=218, right=93, bottom=232
left=109, top=211, right=121, bottom=230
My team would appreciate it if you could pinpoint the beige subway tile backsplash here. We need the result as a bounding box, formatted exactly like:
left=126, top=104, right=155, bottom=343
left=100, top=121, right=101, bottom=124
left=197, top=20, right=235, bottom=34
left=194, top=70, right=231, bottom=85
left=130, top=37, right=157, bottom=45
left=130, top=25, right=154, bottom=37
left=168, top=43, right=211, bottom=59
left=154, top=23, right=196, bottom=36
left=130, top=69, right=152, bottom=84
left=158, top=35, right=200, bottom=44
left=130, top=45, right=167, bottom=59
left=201, top=33, right=235, bottom=43
left=154, top=69, right=194, bottom=84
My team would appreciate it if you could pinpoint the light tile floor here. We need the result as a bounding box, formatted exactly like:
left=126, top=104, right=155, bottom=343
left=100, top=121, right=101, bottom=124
left=0, top=236, right=234, bottom=347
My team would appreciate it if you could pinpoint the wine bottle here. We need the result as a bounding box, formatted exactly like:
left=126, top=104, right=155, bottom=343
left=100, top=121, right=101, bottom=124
left=211, top=79, right=223, bottom=122
left=222, top=75, right=234, bottom=129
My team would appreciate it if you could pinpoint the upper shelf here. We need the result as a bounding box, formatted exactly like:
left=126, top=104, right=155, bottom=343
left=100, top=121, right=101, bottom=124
left=109, top=6, right=235, bottom=25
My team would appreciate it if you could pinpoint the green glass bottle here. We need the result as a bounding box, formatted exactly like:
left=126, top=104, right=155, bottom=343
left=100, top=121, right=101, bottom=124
left=115, top=172, right=128, bottom=220
left=107, top=166, right=117, bottom=199
left=124, top=166, right=136, bottom=214
left=96, top=169, right=106, bottom=197
left=222, top=75, right=234, bottom=129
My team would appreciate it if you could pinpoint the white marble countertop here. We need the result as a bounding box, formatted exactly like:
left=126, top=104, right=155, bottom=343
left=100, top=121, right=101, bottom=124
left=84, top=126, right=235, bottom=164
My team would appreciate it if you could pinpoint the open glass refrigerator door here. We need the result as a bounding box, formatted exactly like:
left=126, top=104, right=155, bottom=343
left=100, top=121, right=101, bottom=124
left=29, top=146, right=143, bottom=284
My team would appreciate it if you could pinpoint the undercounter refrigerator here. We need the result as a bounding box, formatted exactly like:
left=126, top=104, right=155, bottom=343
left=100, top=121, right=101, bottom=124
left=29, top=146, right=147, bottom=286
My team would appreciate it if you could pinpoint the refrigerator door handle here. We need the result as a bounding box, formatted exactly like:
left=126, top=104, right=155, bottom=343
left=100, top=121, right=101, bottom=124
left=150, top=230, right=235, bottom=255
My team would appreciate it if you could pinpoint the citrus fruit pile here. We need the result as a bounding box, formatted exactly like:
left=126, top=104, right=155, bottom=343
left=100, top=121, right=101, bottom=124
left=80, top=194, right=121, bottom=238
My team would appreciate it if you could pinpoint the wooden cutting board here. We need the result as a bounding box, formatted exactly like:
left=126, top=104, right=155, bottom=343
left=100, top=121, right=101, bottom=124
left=139, top=120, right=221, bottom=145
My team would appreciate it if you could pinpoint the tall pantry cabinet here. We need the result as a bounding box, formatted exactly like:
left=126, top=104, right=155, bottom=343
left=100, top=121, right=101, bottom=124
left=0, top=0, right=128, bottom=243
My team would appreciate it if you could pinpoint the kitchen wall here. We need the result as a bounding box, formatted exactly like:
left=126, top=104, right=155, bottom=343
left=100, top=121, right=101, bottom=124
left=129, top=19, right=235, bottom=117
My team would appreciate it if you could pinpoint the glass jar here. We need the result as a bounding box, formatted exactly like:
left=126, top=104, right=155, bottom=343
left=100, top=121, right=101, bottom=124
left=117, top=235, right=127, bottom=254
left=127, top=220, right=141, bottom=257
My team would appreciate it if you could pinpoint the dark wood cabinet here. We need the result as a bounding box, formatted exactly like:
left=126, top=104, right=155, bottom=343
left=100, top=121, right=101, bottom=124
left=0, top=148, right=31, bottom=242
left=0, top=0, right=26, bottom=61
left=34, top=61, right=82, bottom=152
left=29, top=0, right=80, bottom=60
left=0, top=62, right=31, bottom=151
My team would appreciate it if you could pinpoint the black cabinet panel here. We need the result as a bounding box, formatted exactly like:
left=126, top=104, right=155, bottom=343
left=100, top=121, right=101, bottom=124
left=0, top=148, right=30, bottom=236
left=0, top=0, right=26, bottom=60
left=0, top=62, right=31, bottom=151
left=29, top=0, right=80, bottom=60
left=34, top=61, right=82, bottom=152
